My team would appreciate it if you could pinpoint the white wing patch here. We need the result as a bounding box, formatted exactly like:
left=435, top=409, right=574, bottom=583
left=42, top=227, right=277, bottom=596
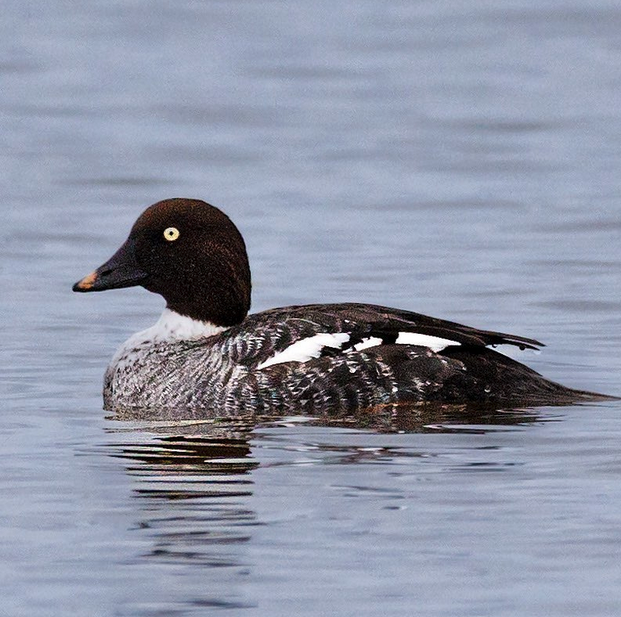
left=353, top=333, right=459, bottom=352
left=257, top=333, right=350, bottom=370
left=395, top=332, right=460, bottom=352
left=353, top=336, right=383, bottom=351
left=256, top=330, right=461, bottom=370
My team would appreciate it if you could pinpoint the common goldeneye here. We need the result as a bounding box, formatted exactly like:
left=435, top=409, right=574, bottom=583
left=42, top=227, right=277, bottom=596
left=73, top=198, right=602, bottom=412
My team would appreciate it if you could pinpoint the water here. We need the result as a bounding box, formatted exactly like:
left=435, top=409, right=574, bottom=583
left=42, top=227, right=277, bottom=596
left=2, top=0, right=621, bottom=615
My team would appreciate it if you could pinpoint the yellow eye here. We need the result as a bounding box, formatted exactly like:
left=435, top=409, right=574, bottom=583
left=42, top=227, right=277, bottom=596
left=163, top=227, right=180, bottom=242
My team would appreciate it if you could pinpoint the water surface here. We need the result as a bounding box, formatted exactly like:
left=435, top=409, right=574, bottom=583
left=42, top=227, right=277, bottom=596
left=2, top=1, right=621, bottom=615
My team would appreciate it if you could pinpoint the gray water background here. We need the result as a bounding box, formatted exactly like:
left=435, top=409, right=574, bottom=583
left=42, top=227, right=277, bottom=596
left=2, top=1, right=621, bottom=615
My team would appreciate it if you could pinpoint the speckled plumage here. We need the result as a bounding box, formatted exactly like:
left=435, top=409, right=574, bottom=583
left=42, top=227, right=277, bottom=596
left=103, top=303, right=589, bottom=413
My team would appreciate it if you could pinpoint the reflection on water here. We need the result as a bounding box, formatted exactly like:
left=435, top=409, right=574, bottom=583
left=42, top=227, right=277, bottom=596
left=109, top=398, right=546, bottom=436
left=301, top=401, right=545, bottom=433
left=101, top=401, right=547, bottom=577
left=106, top=430, right=257, bottom=576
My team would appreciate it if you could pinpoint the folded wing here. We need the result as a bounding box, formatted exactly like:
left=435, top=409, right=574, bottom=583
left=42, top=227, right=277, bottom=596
left=224, top=302, right=542, bottom=369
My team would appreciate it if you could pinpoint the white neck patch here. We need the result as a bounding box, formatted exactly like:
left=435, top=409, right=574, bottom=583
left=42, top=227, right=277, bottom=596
left=153, top=308, right=227, bottom=341
left=121, top=308, right=226, bottom=349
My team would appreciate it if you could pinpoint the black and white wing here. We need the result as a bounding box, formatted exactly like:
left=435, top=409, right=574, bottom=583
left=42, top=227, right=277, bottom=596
left=222, top=302, right=543, bottom=370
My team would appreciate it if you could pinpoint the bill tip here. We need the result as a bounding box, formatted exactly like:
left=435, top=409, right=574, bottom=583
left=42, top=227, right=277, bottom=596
left=73, top=271, right=98, bottom=292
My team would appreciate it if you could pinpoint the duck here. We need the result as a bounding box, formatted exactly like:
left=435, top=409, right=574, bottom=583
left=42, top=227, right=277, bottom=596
left=73, top=198, right=604, bottom=413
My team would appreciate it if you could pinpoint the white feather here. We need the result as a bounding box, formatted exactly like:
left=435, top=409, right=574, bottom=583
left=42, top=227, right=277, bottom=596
left=353, top=336, right=383, bottom=351
left=395, top=332, right=460, bottom=352
left=139, top=308, right=226, bottom=343
left=257, top=333, right=350, bottom=370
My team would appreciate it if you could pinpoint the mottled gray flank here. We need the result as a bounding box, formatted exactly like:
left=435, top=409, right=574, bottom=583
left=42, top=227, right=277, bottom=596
left=105, top=304, right=588, bottom=412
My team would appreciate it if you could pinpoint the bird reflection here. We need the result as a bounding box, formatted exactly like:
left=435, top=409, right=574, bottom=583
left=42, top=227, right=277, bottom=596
left=109, top=398, right=545, bottom=434
left=102, top=400, right=548, bottom=604
left=302, top=400, right=544, bottom=433
left=106, top=416, right=259, bottom=577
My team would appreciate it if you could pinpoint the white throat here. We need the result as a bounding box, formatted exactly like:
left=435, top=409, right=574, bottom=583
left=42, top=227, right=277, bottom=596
left=118, top=308, right=226, bottom=354
left=145, top=308, right=227, bottom=342
left=109, top=309, right=227, bottom=374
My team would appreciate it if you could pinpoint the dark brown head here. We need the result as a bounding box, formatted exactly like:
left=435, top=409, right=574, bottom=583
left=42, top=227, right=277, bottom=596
left=73, top=198, right=251, bottom=327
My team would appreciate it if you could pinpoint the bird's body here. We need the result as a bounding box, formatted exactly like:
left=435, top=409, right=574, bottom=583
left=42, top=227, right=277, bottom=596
left=73, top=198, right=607, bottom=413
